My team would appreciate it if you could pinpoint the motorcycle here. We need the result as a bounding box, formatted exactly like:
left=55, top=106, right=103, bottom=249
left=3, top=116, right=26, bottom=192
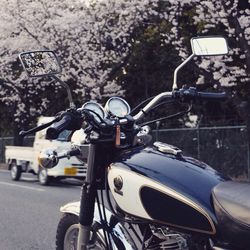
left=18, top=36, right=250, bottom=250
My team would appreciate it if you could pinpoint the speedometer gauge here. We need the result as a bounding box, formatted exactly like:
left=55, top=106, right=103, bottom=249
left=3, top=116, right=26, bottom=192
left=105, top=97, right=131, bottom=118
left=82, top=101, right=106, bottom=122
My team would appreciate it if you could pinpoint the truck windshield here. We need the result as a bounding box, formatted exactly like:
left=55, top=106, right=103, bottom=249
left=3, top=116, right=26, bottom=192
left=57, top=130, right=71, bottom=141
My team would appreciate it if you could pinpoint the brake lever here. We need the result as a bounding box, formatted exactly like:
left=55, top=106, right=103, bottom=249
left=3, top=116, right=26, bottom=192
left=19, top=117, right=60, bottom=137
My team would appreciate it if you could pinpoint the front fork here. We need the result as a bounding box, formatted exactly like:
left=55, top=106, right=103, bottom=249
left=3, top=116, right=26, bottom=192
left=77, top=144, right=97, bottom=250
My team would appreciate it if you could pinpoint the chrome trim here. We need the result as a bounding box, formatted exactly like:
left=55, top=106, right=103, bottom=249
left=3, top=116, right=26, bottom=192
left=172, top=54, right=194, bottom=90
left=154, top=141, right=182, bottom=156
left=105, top=97, right=131, bottom=118
left=133, top=92, right=173, bottom=122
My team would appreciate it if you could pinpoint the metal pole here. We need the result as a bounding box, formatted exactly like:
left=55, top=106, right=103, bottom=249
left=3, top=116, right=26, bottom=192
left=0, top=137, right=3, bottom=163
left=248, top=142, right=250, bottom=182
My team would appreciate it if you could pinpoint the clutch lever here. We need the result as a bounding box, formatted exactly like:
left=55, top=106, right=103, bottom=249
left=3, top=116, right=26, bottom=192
left=19, top=117, right=60, bottom=137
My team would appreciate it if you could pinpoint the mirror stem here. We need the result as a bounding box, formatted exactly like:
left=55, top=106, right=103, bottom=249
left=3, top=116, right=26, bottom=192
left=52, top=75, right=75, bottom=108
left=172, top=53, right=194, bottom=90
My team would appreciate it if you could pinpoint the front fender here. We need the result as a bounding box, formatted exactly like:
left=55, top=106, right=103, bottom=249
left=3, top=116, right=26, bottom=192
left=60, top=201, right=138, bottom=250
left=60, top=201, right=80, bottom=216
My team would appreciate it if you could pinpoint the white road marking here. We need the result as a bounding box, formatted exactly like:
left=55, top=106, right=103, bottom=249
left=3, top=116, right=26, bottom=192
left=0, top=169, right=8, bottom=172
left=0, top=181, right=45, bottom=192
left=21, top=177, right=37, bottom=181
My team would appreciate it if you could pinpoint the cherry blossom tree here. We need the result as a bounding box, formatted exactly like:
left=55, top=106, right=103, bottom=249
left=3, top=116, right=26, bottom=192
left=0, top=0, right=160, bottom=134
left=0, top=0, right=249, bottom=140
left=191, top=0, right=250, bottom=88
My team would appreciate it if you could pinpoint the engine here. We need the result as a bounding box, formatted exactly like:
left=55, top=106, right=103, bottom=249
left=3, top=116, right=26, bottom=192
left=147, top=225, right=189, bottom=250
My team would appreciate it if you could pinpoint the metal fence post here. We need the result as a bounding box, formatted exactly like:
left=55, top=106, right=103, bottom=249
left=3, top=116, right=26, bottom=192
left=197, top=126, right=200, bottom=160
left=156, top=121, right=160, bottom=141
left=0, top=137, right=2, bottom=163
left=248, top=142, right=250, bottom=182
left=196, top=115, right=202, bottom=160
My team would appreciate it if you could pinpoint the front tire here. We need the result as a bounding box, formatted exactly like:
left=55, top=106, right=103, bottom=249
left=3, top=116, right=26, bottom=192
left=38, top=168, right=51, bottom=185
left=56, top=213, right=106, bottom=250
left=10, top=162, right=22, bottom=181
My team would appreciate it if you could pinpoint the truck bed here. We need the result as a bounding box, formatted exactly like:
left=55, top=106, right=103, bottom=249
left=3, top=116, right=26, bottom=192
left=5, top=146, right=35, bottom=163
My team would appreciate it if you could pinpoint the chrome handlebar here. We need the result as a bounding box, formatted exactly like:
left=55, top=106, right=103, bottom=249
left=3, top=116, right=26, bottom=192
left=133, top=92, right=172, bottom=122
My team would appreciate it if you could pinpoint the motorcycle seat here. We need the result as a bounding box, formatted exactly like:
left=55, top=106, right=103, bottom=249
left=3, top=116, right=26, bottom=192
left=212, top=181, right=250, bottom=248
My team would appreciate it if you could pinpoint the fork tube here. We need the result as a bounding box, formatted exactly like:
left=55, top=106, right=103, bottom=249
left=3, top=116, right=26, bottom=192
left=77, top=144, right=96, bottom=250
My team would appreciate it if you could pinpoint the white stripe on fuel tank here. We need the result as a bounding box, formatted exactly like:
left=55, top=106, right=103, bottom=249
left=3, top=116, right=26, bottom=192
left=108, top=165, right=151, bottom=219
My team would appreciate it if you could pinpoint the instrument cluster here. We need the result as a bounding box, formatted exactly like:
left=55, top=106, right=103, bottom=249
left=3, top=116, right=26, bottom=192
left=81, top=97, right=131, bottom=121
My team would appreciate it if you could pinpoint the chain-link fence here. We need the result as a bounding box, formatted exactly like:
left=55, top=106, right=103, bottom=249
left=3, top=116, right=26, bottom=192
left=152, top=125, right=249, bottom=181
left=0, top=136, right=34, bottom=163
left=1, top=126, right=249, bottom=180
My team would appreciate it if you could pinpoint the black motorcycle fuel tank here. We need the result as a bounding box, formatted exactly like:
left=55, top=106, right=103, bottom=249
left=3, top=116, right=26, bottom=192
left=108, top=144, right=227, bottom=235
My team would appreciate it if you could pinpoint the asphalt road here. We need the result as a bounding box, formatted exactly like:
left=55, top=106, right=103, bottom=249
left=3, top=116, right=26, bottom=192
left=0, top=169, right=82, bottom=250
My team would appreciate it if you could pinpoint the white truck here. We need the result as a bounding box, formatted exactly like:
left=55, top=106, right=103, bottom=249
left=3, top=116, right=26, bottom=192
left=5, top=117, right=88, bottom=185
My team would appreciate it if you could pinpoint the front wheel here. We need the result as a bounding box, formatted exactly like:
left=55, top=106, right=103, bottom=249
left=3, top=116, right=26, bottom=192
left=38, top=168, right=51, bottom=185
left=56, top=213, right=106, bottom=250
left=10, top=162, right=22, bottom=181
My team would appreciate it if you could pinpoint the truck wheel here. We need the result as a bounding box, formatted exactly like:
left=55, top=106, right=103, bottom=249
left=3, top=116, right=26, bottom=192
left=56, top=213, right=106, bottom=250
left=38, top=168, right=51, bottom=185
left=10, top=162, right=22, bottom=181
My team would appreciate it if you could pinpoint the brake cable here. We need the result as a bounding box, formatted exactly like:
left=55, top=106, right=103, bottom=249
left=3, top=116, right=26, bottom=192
left=130, top=96, right=156, bottom=115
left=81, top=109, right=107, bottom=124
left=144, top=99, right=176, bottom=114
left=139, top=104, right=192, bottom=127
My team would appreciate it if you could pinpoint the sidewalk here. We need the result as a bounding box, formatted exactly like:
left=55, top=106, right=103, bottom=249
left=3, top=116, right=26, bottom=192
left=0, top=163, right=8, bottom=170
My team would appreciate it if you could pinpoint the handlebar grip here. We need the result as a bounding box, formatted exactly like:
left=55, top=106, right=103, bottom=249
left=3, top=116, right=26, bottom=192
left=196, top=91, right=227, bottom=100
left=46, top=114, right=73, bottom=140
left=175, top=87, right=227, bottom=101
